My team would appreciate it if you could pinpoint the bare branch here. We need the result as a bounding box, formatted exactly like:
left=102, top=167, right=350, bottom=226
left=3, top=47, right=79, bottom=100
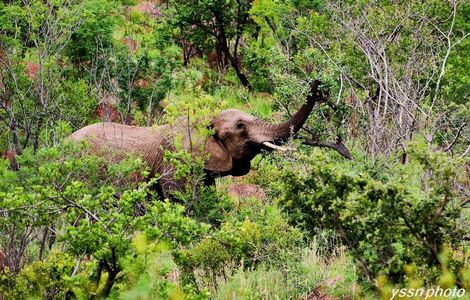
left=303, top=137, right=353, bottom=160
left=444, top=116, right=470, bottom=152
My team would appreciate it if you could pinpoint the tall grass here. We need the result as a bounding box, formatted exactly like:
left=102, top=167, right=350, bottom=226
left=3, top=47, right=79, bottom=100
left=209, top=234, right=366, bottom=300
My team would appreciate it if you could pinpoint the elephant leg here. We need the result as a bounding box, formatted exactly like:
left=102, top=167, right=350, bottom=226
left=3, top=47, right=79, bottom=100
left=203, top=171, right=217, bottom=186
left=154, top=183, right=166, bottom=201
left=147, top=179, right=166, bottom=201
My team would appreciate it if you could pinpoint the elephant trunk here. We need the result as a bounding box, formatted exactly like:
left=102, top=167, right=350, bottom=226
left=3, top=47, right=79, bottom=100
left=252, top=80, right=323, bottom=144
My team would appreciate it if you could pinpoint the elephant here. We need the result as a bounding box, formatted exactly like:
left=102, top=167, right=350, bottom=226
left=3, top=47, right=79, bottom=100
left=70, top=80, right=326, bottom=196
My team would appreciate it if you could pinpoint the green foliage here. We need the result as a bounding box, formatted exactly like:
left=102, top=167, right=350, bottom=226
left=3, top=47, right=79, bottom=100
left=110, top=236, right=188, bottom=300
left=168, top=0, right=252, bottom=47
left=0, top=0, right=100, bottom=153
left=278, top=139, right=468, bottom=285
left=179, top=199, right=303, bottom=289
left=66, top=0, right=120, bottom=63
left=377, top=246, right=470, bottom=299
left=0, top=252, right=89, bottom=300
left=189, top=232, right=365, bottom=299
left=0, top=143, right=209, bottom=298
left=0, top=2, right=29, bottom=47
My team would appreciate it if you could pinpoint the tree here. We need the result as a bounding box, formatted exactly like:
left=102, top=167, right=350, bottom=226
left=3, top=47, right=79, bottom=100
left=0, top=0, right=95, bottom=157
left=169, top=0, right=254, bottom=89
left=250, top=0, right=470, bottom=160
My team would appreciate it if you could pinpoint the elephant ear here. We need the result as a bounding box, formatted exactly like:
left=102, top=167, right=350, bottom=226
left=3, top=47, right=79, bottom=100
left=204, top=136, right=232, bottom=173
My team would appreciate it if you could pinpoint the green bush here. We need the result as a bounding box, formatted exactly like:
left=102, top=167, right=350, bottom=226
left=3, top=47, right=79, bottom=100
left=66, top=0, right=120, bottom=63
left=278, top=138, right=468, bottom=285
left=178, top=198, right=304, bottom=291
left=0, top=143, right=209, bottom=298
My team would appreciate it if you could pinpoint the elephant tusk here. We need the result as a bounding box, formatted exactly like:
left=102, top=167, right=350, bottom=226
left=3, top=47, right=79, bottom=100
left=262, top=142, right=295, bottom=152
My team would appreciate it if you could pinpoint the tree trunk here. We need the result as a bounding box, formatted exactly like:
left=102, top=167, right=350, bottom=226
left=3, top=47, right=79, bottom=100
left=228, top=53, right=251, bottom=90
left=218, top=38, right=251, bottom=90
left=215, top=16, right=251, bottom=90
left=33, top=115, right=43, bottom=153
left=101, top=269, right=118, bottom=297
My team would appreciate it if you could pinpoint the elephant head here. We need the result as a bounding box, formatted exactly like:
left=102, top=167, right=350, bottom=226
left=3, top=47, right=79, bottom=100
left=204, top=80, right=326, bottom=177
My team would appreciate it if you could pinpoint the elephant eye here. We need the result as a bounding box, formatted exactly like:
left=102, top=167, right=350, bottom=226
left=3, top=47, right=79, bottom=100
left=236, top=122, right=245, bottom=130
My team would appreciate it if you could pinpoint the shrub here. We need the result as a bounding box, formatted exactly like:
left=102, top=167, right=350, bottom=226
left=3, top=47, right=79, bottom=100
left=66, top=0, right=120, bottom=63
left=0, top=143, right=209, bottom=298
left=278, top=138, right=468, bottom=285
left=178, top=199, right=303, bottom=291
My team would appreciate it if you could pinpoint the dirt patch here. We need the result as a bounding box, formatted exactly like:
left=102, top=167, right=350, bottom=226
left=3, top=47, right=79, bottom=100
left=304, top=275, right=349, bottom=300
left=226, top=183, right=266, bottom=201
left=132, top=2, right=162, bottom=18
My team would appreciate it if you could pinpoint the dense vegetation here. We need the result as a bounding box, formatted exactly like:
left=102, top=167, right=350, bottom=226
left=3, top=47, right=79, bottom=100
left=0, top=0, right=469, bottom=299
